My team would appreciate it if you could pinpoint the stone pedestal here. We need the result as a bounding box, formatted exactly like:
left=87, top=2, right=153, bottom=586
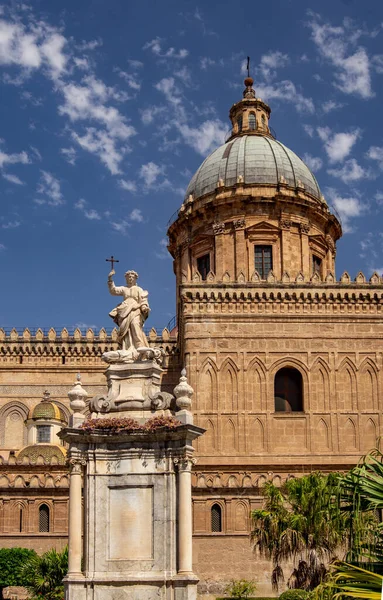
left=61, top=423, right=203, bottom=600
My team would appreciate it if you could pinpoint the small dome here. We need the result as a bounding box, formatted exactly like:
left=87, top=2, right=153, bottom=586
left=185, top=135, right=322, bottom=203
left=28, top=396, right=66, bottom=422
left=16, top=444, right=66, bottom=465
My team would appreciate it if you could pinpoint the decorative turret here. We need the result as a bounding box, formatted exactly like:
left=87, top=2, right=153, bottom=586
left=228, top=76, right=272, bottom=140
left=25, top=390, right=67, bottom=446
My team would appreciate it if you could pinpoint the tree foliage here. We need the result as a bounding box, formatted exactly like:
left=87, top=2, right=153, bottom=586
left=0, top=547, right=37, bottom=598
left=19, top=546, right=68, bottom=600
left=251, top=473, right=362, bottom=591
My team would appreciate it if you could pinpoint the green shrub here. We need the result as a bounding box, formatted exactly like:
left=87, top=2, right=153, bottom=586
left=0, top=547, right=37, bottom=598
left=224, top=579, right=257, bottom=598
left=279, top=590, right=311, bottom=600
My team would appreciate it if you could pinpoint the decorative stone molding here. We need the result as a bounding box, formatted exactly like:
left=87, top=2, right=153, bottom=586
left=192, top=272, right=201, bottom=283
left=355, top=271, right=366, bottom=284
left=325, top=272, right=335, bottom=283
left=295, top=271, right=305, bottom=283
left=370, top=272, right=381, bottom=284
left=206, top=271, right=215, bottom=282
left=212, top=222, right=226, bottom=235
left=300, top=222, right=310, bottom=234
left=250, top=270, right=261, bottom=282
left=68, top=457, right=87, bottom=474
left=340, top=271, right=351, bottom=284
left=237, top=271, right=246, bottom=283
left=174, top=456, right=196, bottom=472
left=310, top=271, right=321, bottom=283
left=233, top=217, right=245, bottom=229
left=266, top=270, right=276, bottom=283
left=279, top=218, right=293, bottom=230
left=222, top=271, right=231, bottom=283
left=281, top=271, right=290, bottom=283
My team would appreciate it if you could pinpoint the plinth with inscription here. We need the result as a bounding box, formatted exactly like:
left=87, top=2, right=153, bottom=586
left=61, top=267, right=204, bottom=600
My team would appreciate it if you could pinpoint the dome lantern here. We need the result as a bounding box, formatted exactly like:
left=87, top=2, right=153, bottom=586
left=228, top=76, right=272, bottom=141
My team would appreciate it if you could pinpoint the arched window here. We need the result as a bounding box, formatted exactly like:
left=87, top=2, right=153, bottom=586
left=261, top=114, right=266, bottom=129
left=39, top=504, right=50, bottom=532
left=274, top=368, right=303, bottom=412
left=19, top=507, right=23, bottom=532
left=249, top=113, right=256, bottom=130
left=211, top=503, right=222, bottom=532
left=237, top=116, right=243, bottom=132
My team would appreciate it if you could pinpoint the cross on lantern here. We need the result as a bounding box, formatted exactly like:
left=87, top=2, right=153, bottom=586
left=106, top=255, right=119, bottom=271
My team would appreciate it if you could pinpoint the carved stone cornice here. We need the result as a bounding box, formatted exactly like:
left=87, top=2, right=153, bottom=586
left=212, top=222, right=226, bottom=235
left=174, top=456, right=197, bottom=472
left=300, top=222, right=311, bottom=234
left=279, top=218, right=293, bottom=230
left=68, top=456, right=87, bottom=474
left=233, top=218, right=245, bottom=230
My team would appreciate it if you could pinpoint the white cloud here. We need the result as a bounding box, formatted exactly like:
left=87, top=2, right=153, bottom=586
left=130, top=208, right=143, bottom=222
left=2, top=172, right=24, bottom=185
left=75, top=39, right=103, bottom=51
left=375, top=191, right=383, bottom=206
left=256, top=80, right=314, bottom=113
left=303, top=154, right=323, bottom=171
left=0, top=19, right=68, bottom=81
left=326, top=187, right=365, bottom=232
left=259, top=51, right=290, bottom=80
left=317, top=127, right=360, bottom=162
left=75, top=198, right=101, bottom=220
left=322, top=100, right=344, bottom=113
left=308, top=16, right=373, bottom=98
left=118, top=179, right=136, bottom=192
left=366, top=146, right=383, bottom=169
left=200, top=57, right=216, bottom=70
left=1, top=219, right=20, bottom=228
left=177, top=119, right=226, bottom=155
left=35, top=170, right=64, bottom=206
left=71, top=128, right=127, bottom=175
left=143, top=37, right=188, bottom=59
left=372, top=55, right=383, bottom=74
left=0, top=149, right=29, bottom=168
left=127, top=59, right=144, bottom=69
left=110, top=219, right=130, bottom=235
left=116, top=69, right=141, bottom=90
left=155, top=239, right=170, bottom=259
left=140, top=105, right=166, bottom=125
left=139, top=162, right=163, bottom=187
left=328, top=158, right=373, bottom=183
left=303, top=124, right=314, bottom=138
left=61, top=147, right=77, bottom=165
left=0, top=243, right=6, bottom=251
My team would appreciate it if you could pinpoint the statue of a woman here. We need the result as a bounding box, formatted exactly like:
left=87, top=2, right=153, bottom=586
left=107, top=269, right=150, bottom=362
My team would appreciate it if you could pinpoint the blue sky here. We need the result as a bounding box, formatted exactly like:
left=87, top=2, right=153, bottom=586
left=1, top=0, right=383, bottom=332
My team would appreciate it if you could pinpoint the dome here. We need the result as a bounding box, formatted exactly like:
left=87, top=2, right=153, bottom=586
left=185, top=135, right=323, bottom=203
left=28, top=400, right=66, bottom=422
left=16, top=444, right=66, bottom=465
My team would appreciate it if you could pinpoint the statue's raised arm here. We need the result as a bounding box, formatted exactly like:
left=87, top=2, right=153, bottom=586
left=106, top=270, right=151, bottom=363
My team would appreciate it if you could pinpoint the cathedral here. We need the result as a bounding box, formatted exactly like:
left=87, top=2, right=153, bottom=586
left=0, top=76, right=382, bottom=595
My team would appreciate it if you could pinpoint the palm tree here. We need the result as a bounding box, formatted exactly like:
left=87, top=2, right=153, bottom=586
left=251, top=473, right=351, bottom=591
left=19, top=546, right=68, bottom=600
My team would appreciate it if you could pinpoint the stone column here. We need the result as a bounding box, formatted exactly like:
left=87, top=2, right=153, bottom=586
left=177, top=456, right=195, bottom=574
left=67, top=457, right=85, bottom=577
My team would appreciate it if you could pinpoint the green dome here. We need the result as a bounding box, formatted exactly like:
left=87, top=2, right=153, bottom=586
left=185, top=135, right=322, bottom=202
left=29, top=401, right=66, bottom=422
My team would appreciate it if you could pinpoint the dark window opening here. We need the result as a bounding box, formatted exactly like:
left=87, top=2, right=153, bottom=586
left=249, top=113, right=256, bottom=130
left=39, top=504, right=50, bottom=533
left=313, top=255, right=322, bottom=274
left=19, top=508, right=23, bottom=532
left=254, top=245, right=273, bottom=279
left=211, top=503, right=222, bottom=532
left=237, top=116, right=243, bottom=132
left=197, top=254, right=210, bottom=281
left=62, top=355, right=66, bottom=365
left=274, top=368, right=303, bottom=412
left=37, top=425, right=51, bottom=443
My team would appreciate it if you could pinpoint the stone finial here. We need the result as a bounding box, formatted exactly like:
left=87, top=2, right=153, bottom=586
left=174, top=368, right=194, bottom=424
left=68, top=373, right=88, bottom=426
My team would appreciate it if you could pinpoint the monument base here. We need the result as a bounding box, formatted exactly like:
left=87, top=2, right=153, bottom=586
left=62, top=425, right=203, bottom=600
left=64, top=574, right=198, bottom=600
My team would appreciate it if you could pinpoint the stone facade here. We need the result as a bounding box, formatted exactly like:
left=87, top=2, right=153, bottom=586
left=0, top=77, right=382, bottom=595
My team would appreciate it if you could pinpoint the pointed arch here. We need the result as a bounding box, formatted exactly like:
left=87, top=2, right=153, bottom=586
left=363, top=418, right=377, bottom=452
left=234, top=501, right=249, bottom=532
left=246, top=358, right=266, bottom=411
left=343, top=418, right=357, bottom=450
left=200, top=419, right=216, bottom=453
left=198, top=358, right=218, bottom=411
left=310, top=358, right=330, bottom=412
left=358, top=359, right=378, bottom=411
left=336, top=358, right=357, bottom=411
left=314, top=418, right=330, bottom=451
left=249, top=418, right=265, bottom=453
left=0, top=401, right=28, bottom=448
left=223, top=418, right=237, bottom=451
left=220, top=358, right=239, bottom=412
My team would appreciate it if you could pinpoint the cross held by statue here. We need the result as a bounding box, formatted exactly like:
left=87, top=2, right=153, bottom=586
left=106, top=255, right=119, bottom=270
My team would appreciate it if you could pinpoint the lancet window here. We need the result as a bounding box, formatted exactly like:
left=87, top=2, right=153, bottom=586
left=211, top=503, right=222, bottom=532
left=254, top=245, right=273, bottom=279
